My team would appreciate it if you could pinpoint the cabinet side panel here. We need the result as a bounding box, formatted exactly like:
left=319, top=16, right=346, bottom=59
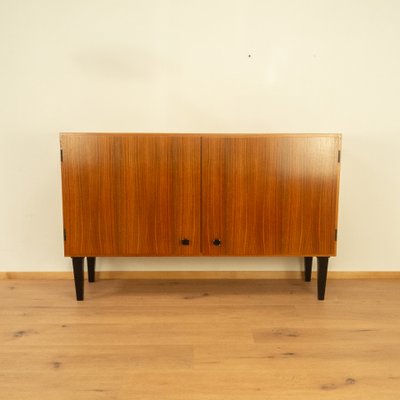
left=60, top=134, right=201, bottom=256
left=202, top=136, right=340, bottom=256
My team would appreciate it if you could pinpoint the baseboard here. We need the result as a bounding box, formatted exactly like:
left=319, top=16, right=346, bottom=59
left=1, top=271, right=400, bottom=280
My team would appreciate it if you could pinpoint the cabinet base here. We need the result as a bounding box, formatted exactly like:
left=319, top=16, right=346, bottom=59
left=303, top=256, right=330, bottom=300
left=71, top=257, right=97, bottom=301
left=71, top=257, right=329, bottom=301
left=87, top=257, right=96, bottom=283
left=72, top=257, right=84, bottom=301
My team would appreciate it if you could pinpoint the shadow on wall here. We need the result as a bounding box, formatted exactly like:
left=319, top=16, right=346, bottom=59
left=74, top=45, right=169, bottom=81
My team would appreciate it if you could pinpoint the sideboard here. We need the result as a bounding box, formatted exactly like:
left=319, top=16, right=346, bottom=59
left=60, top=133, right=342, bottom=301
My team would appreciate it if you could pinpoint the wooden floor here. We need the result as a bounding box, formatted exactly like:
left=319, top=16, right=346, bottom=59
left=1, top=278, right=400, bottom=399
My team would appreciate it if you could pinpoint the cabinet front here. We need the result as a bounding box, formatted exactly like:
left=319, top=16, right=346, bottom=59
left=202, top=136, right=341, bottom=256
left=61, top=134, right=201, bottom=256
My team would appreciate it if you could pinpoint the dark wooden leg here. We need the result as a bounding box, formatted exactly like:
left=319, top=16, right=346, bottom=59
left=72, top=257, right=84, bottom=301
left=87, top=257, right=96, bottom=283
left=304, top=257, right=313, bottom=282
left=317, top=257, right=329, bottom=301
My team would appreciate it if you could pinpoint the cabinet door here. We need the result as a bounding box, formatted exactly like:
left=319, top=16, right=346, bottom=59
left=61, top=134, right=201, bottom=256
left=202, top=135, right=341, bottom=256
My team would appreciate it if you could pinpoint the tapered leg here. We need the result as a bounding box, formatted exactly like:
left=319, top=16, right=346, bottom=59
left=72, top=257, right=84, bottom=301
left=87, top=257, right=96, bottom=283
left=317, top=257, right=329, bottom=300
left=304, top=257, right=313, bottom=282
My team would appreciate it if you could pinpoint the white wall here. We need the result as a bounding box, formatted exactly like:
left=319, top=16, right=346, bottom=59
left=1, top=0, right=399, bottom=272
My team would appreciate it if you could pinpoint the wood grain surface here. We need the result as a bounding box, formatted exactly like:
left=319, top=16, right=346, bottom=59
left=60, top=133, right=341, bottom=257
left=1, top=278, right=399, bottom=400
left=61, top=134, right=201, bottom=256
left=202, top=135, right=341, bottom=256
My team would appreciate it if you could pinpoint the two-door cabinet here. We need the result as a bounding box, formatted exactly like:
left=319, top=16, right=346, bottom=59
left=60, top=133, right=341, bottom=301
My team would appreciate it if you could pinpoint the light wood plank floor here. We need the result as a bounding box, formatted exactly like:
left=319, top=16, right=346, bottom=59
left=1, top=278, right=400, bottom=399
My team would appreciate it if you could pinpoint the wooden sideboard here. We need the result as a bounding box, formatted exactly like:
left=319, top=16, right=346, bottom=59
left=60, top=133, right=341, bottom=301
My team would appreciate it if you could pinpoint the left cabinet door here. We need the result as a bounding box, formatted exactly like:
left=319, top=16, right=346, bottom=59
left=61, top=134, right=201, bottom=256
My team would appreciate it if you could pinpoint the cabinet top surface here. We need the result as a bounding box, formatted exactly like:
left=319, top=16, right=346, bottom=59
left=60, top=132, right=342, bottom=138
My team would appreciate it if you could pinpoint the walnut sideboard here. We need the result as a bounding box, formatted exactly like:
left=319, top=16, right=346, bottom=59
left=60, top=133, right=342, bottom=301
